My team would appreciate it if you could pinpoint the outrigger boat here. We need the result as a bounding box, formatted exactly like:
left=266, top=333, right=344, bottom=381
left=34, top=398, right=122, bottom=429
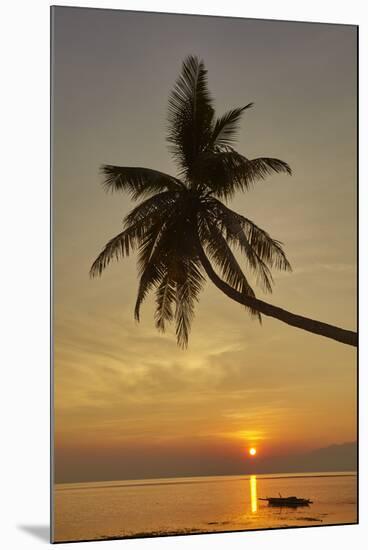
left=259, top=494, right=313, bottom=507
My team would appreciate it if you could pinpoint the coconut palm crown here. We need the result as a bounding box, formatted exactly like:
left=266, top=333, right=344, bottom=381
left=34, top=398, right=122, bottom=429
left=91, top=55, right=357, bottom=349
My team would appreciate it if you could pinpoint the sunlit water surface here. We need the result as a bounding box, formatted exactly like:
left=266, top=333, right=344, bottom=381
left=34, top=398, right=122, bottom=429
left=53, top=472, right=357, bottom=542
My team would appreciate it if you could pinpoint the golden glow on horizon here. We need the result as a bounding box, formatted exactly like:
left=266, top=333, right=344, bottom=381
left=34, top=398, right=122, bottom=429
left=249, top=447, right=257, bottom=456
left=233, top=430, right=265, bottom=442
left=250, top=475, right=258, bottom=513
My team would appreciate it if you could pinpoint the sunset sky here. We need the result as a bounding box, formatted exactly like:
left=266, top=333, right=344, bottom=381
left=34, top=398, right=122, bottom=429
left=52, top=8, right=357, bottom=483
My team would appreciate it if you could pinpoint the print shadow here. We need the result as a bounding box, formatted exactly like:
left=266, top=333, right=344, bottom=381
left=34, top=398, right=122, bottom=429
left=18, top=525, right=50, bottom=543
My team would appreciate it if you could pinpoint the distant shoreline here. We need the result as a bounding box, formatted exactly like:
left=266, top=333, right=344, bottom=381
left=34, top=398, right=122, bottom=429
left=55, top=470, right=357, bottom=489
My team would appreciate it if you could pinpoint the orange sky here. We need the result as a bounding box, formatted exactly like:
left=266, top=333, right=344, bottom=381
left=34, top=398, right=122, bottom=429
left=52, top=8, right=357, bottom=482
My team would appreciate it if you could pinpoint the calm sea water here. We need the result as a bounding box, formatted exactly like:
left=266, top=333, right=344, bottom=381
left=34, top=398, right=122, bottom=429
left=53, top=472, right=357, bottom=542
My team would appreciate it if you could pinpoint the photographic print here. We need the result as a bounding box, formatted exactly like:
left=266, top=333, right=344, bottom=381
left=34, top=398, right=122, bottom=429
left=51, top=6, right=358, bottom=543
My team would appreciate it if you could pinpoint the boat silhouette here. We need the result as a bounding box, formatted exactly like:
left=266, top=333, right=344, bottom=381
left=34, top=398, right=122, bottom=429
left=259, top=493, right=313, bottom=507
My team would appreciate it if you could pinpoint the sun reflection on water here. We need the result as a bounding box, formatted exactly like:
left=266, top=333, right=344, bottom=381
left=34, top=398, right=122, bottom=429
left=250, top=475, right=258, bottom=513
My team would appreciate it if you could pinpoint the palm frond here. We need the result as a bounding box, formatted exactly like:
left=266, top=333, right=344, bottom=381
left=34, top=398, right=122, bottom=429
left=199, top=218, right=260, bottom=319
left=90, top=224, right=143, bottom=278
left=167, top=55, right=214, bottom=175
left=243, top=217, right=292, bottom=272
left=124, top=191, right=177, bottom=227
left=101, top=165, right=183, bottom=199
left=90, top=192, right=177, bottom=278
left=175, top=258, right=205, bottom=348
left=133, top=210, right=181, bottom=321
left=154, top=269, right=176, bottom=332
left=134, top=224, right=174, bottom=321
left=240, top=157, right=292, bottom=186
left=134, top=258, right=166, bottom=322
left=204, top=199, right=291, bottom=291
left=129, top=195, right=187, bottom=275
left=211, top=103, right=253, bottom=148
left=136, top=222, right=168, bottom=275
left=194, top=151, right=291, bottom=200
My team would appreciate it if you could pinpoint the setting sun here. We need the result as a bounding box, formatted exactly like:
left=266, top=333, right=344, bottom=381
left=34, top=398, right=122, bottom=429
left=249, top=448, right=257, bottom=456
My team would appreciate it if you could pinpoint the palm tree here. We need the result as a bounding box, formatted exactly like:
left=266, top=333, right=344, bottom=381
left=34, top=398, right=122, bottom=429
left=90, top=55, right=357, bottom=349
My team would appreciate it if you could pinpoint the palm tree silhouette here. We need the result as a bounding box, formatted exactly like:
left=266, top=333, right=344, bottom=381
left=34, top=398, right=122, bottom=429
left=90, top=56, right=357, bottom=348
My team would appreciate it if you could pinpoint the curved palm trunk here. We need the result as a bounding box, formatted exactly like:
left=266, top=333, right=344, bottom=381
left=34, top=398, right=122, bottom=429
left=196, top=243, right=357, bottom=348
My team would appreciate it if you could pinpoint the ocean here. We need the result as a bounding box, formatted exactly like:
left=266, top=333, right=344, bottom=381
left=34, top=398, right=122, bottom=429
left=53, top=471, right=357, bottom=542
